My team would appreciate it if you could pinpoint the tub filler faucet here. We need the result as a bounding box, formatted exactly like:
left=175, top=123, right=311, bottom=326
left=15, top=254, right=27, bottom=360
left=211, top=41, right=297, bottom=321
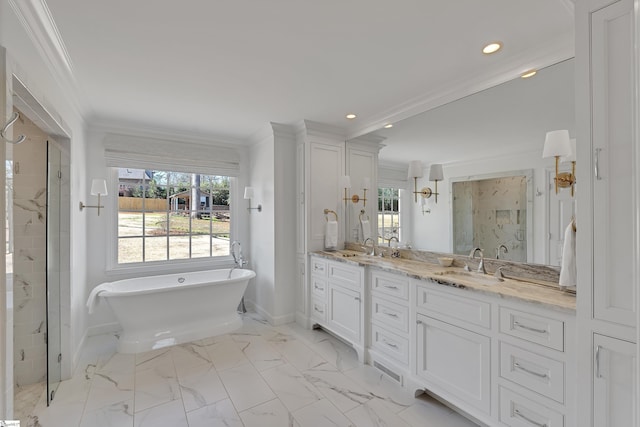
left=230, top=241, right=248, bottom=313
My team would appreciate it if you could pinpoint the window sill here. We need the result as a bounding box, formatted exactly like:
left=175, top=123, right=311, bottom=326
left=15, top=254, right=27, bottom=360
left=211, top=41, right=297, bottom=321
left=105, top=256, right=236, bottom=278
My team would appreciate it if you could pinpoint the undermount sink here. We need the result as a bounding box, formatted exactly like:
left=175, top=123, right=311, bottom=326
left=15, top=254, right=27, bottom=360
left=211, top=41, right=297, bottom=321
left=433, top=269, right=504, bottom=286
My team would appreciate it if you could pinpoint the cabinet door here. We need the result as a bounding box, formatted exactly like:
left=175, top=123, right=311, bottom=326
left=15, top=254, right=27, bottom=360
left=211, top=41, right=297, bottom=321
left=327, top=284, right=361, bottom=342
left=416, top=314, right=491, bottom=413
left=308, top=142, right=344, bottom=251
left=593, top=334, right=636, bottom=427
left=591, top=0, right=636, bottom=326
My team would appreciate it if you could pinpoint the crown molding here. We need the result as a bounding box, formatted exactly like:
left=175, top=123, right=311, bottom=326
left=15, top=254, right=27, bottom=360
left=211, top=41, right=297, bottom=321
left=8, top=0, right=87, bottom=119
left=348, top=32, right=575, bottom=140
left=295, top=119, right=348, bottom=141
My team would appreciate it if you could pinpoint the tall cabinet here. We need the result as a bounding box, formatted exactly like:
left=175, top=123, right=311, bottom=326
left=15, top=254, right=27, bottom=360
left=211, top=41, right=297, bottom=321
left=294, top=121, right=381, bottom=329
left=576, top=0, right=638, bottom=425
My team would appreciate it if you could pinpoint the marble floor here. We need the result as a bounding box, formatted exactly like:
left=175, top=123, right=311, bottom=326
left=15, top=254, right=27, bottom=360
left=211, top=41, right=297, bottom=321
left=20, top=314, right=480, bottom=427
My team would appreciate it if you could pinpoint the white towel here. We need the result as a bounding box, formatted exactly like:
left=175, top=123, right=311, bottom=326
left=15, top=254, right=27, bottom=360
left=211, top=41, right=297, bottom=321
left=325, top=220, right=338, bottom=249
left=360, top=219, right=372, bottom=241
left=559, top=222, right=576, bottom=288
left=86, top=282, right=113, bottom=314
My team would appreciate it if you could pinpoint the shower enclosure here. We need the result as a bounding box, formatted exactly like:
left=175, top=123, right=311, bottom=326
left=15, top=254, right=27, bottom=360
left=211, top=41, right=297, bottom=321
left=5, top=107, right=70, bottom=412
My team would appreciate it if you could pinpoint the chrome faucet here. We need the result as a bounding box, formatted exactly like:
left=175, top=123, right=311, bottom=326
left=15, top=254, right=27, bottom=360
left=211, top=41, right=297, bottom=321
left=494, top=266, right=506, bottom=280
left=363, top=237, right=376, bottom=256
left=469, top=247, right=487, bottom=274
left=496, top=244, right=509, bottom=259
left=387, top=236, right=400, bottom=258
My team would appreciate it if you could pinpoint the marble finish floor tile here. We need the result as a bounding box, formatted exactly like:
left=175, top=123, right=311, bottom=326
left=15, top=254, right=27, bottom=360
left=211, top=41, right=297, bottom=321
left=23, top=313, right=478, bottom=427
left=217, top=362, right=276, bottom=412
left=186, top=398, right=243, bottom=427
left=260, top=363, right=324, bottom=412
left=14, top=381, right=45, bottom=423
left=292, top=398, right=355, bottom=427
left=239, top=398, right=294, bottom=427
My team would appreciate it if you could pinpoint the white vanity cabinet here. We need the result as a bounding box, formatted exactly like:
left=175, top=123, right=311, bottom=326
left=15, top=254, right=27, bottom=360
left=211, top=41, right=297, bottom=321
left=368, top=270, right=412, bottom=381
left=415, top=281, right=492, bottom=414
left=310, top=256, right=365, bottom=359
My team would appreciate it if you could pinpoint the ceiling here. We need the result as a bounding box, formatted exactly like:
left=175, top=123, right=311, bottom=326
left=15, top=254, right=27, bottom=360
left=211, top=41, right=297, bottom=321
left=44, top=0, right=574, bottom=142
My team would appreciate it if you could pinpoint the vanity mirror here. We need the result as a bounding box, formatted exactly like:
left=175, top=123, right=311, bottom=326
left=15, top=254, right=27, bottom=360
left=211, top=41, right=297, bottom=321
left=364, top=58, right=575, bottom=267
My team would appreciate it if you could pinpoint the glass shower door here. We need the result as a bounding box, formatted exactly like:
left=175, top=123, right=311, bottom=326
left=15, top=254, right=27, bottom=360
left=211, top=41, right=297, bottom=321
left=46, top=141, right=62, bottom=403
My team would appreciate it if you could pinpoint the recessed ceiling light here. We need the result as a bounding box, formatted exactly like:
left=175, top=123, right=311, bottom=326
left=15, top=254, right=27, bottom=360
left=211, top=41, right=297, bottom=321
left=482, top=42, right=502, bottom=54
left=345, top=113, right=357, bottom=120
left=384, top=123, right=393, bottom=129
left=521, top=69, right=537, bottom=79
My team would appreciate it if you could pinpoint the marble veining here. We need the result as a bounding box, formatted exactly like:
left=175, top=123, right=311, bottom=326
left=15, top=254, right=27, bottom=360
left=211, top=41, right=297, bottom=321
left=324, top=245, right=575, bottom=312
left=20, top=313, right=478, bottom=427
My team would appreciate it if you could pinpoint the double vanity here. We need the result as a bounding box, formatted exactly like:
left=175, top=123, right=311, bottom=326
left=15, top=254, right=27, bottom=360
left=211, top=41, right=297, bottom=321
left=308, top=248, right=576, bottom=427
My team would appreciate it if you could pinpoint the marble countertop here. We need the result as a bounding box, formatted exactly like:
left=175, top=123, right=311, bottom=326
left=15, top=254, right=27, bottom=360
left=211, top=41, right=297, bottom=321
left=313, top=250, right=576, bottom=313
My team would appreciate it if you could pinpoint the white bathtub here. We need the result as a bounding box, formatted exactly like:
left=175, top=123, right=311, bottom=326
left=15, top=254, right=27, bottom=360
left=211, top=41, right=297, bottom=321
left=95, top=268, right=255, bottom=353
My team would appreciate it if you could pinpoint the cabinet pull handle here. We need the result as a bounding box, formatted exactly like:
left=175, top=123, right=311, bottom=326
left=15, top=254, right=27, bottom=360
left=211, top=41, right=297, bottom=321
left=315, top=307, right=324, bottom=314
left=514, top=362, right=548, bottom=379
left=354, top=297, right=361, bottom=302
left=384, top=285, right=399, bottom=290
left=383, top=311, right=398, bottom=318
left=383, top=340, right=398, bottom=349
left=314, top=284, right=323, bottom=290
left=595, top=345, right=602, bottom=378
left=595, top=148, right=602, bottom=180
left=416, top=319, right=423, bottom=325
left=514, top=409, right=547, bottom=427
left=513, top=321, right=547, bottom=334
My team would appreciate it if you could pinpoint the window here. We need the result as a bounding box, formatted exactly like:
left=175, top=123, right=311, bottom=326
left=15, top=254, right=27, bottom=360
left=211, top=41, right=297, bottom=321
left=116, top=168, right=231, bottom=264
left=378, top=187, right=401, bottom=244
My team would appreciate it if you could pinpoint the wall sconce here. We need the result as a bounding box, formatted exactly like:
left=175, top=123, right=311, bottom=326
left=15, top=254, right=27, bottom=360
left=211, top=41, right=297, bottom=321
left=542, top=130, right=576, bottom=196
left=407, top=160, right=424, bottom=202
left=340, top=175, right=369, bottom=207
left=408, top=161, right=444, bottom=205
left=244, top=187, right=262, bottom=212
left=428, top=164, right=443, bottom=203
left=79, top=179, right=108, bottom=216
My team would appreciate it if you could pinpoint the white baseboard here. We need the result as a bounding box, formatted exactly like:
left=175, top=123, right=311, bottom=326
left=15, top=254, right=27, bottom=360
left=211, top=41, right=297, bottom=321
left=245, top=299, right=295, bottom=326
left=87, top=322, right=122, bottom=337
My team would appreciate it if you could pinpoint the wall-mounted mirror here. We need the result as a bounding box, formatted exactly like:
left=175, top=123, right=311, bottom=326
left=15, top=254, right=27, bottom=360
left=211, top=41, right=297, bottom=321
left=365, top=58, right=575, bottom=267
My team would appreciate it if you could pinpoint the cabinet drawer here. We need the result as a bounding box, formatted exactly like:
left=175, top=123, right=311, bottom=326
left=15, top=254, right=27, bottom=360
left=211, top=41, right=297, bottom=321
left=311, top=258, right=328, bottom=276
left=416, top=285, right=491, bottom=330
left=328, top=262, right=362, bottom=288
left=311, top=277, right=327, bottom=299
left=499, top=307, right=564, bottom=351
left=499, top=386, right=565, bottom=427
left=311, top=297, right=327, bottom=322
left=500, top=342, right=565, bottom=403
left=371, top=295, right=409, bottom=333
left=371, top=270, right=410, bottom=300
left=371, top=324, right=409, bottom=365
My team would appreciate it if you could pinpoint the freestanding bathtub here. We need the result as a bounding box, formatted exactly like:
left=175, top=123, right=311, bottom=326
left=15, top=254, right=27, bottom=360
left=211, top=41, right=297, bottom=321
left=90, top=268, right=255, bottom=353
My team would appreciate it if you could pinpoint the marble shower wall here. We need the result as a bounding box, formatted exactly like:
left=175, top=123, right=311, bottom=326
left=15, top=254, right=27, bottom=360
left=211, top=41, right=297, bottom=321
left=11, top=109, right=48, bottom=386
left=473, top=176, right=527, bottom=262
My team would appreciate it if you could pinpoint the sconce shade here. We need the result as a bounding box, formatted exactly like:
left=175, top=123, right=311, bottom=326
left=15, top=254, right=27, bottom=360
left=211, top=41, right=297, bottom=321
left=561, top=138, right=577, bottom=163
left=362, top=177, right=371, bottom=190
left=243, top=187, right=254, bottom=200
left=542, top=130, right=572, bottom=158
left=340, top=175, right=352, bottom=189
left=90, top=179, right=108, bottom=196
left=428, top=164, right=444, bottom=181
left=407, top=160, right=424, bottom=179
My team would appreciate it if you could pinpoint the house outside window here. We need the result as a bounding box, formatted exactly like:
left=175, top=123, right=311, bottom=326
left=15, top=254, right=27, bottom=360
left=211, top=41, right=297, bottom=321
left=116, top=168, right=231, bottom=264
left=378, top=187, right=401, bottom=245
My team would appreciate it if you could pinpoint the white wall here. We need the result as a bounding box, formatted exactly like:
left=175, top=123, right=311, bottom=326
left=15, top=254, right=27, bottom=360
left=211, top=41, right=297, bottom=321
left=410, top=151, right=553, bottom=264
left=0, top=0, right=89, bottom=416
